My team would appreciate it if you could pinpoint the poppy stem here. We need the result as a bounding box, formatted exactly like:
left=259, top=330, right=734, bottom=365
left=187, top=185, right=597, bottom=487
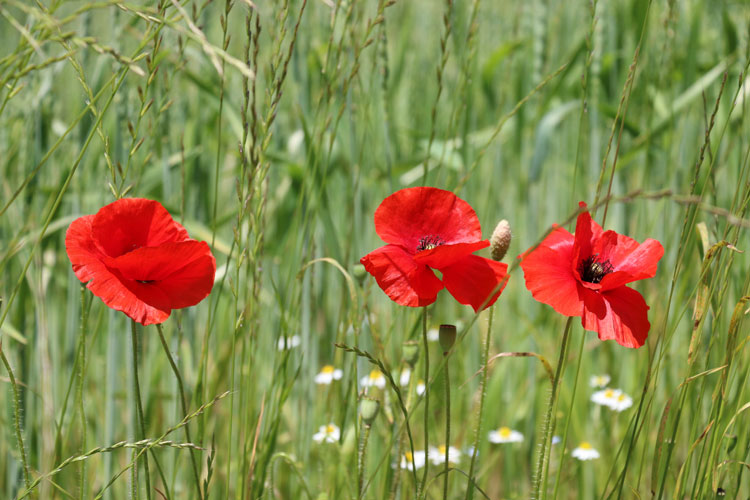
left=156, top=323, right=203, bottom=500
left=77, top=286, right=88, bottom=500
left=357, top=423, right=372, bottom=499
left=533, top=316, right=573, bottom=500
left=465, top=305, right=495, bottom=500
left=419, top=309, right=430, bottom=498
left=551, top=329, right=586, bottom=499
left=442, top=352, right=451, bottom=500
left=130, top=319, right=153, bottom=500
left=0, top=343, right=31, bottom=490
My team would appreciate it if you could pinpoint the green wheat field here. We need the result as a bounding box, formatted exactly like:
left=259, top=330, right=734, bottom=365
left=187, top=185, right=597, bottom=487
left=1, top=0, right=750, bottom=498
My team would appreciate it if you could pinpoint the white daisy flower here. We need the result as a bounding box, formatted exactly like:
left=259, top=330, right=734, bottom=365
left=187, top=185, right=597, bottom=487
left=400, top=450, right=426, bottom=470
left=488, top=426, right=524, bottom=444
left=399, top=368, right=411, bottom=387
left=277, top=335, right=301, bottom=350
left=591, top=388, right=633, bottom=412
left=360, top=369, right=386, bottom=389
left=314, top=365, right=343, bottom=385
left=312, top=424, right=340, bottom=444
left=590, top=374, right=611, bottom=388
left=571, top=442, right=600, bottom=461
left=551, top=435, right=561, bottom=445
left=427, top=328, right=439, bottom=342
left=416, top=379, right=426, bottom=396
left=428, top=445, right=461, bottom=465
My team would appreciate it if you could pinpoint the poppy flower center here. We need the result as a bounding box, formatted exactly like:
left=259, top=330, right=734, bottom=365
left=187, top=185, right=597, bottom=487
left=578, top=254, right=613, bottom=284
left=137, top=279, right=156, bottom=284
left=416, top=235, right=444, bottom=252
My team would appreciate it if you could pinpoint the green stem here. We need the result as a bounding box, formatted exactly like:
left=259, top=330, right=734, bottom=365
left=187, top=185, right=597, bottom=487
left=552, top=329, right=586, bottom=499
left=156, top=324, right=203, bottom=500
left=443, top=355, right=451, bottom=500
left=77, top=286, right=88, bottom=500
left=0, top=345, right=31, bottom=490
left=130, top=320, right=152, bottom=500
left=465, top=306, right=494, bottom=500
left=419, top=309, right=430, bottom=498
left=358, top=424, right=372, bottom=499
left=533, top=317, right=573, bottom=500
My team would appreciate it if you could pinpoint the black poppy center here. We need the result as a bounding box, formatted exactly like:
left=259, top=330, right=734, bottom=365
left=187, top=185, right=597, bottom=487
left=137, top=279, right=156, bottom=284
left=578, top=254, right=613, bottom=284
left=416, top=235, right=444, bottom=252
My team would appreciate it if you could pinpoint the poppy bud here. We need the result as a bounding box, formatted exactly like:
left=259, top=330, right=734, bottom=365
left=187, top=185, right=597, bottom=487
left=490, top=219, right=511, bottom=261
left=402, top=340, right=420, bottom=367
left=360, top=397, right=380, bottom=426
left=353, top=263, right=368, bottom=284
left=438, top=324, right=456, bottom=355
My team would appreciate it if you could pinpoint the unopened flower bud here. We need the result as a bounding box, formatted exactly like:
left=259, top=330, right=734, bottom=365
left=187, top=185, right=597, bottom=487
left=353, top=263, right=368, bottom=283
left=402, top=340, right=420, bottom=367
left=360, top=397, right=380, bottom=426
left=490, top=219, right=512, bottom=261
left=438, top=324, right=456, bottom=355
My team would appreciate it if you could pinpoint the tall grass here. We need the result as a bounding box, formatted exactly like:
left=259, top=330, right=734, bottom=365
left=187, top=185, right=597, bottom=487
left=1, top=0, right=749, bottom=498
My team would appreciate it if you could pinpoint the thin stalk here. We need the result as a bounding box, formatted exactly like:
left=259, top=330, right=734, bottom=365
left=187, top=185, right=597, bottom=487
left=156, top=324, right=203, bottom=499
left=465, top=306, right=495, bottom=500
left=533, top=317, right=573, bottom=500
left=0, top=344, right=31, bottom=489
left=358, top=424, right=372, bottom=499
left=130, top=320, right=152, bottom=500
left=419, top=309, right=430, bottom=497
left=443, top=356, right=451, bottom=500
left=552, top=329, right=586, bottom=499
left=77, top=286, right=88, bottom=500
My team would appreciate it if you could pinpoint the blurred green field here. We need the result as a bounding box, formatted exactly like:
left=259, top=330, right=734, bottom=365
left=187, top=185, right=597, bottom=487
left=1, top=0, right=750, bottom=498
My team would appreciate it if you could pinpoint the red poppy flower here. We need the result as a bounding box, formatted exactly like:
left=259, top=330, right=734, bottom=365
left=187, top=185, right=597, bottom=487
left=519, top=202, right=663, bottom=348
left=65, top=198, right=216, bottom=325
left=359, top=187, right=508, bottom=312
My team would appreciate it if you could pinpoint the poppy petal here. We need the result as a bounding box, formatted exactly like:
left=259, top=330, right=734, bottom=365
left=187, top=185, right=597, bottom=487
left=519, top=233, right=583, bottom=317
left=66, top=211, right=172, bottom=324
left=92, top=198, right=189, bottom=257
left=441, top=255, right=508, bottom=312
left=581, top=286, right=650, bottom=348
left=571, top=202, right=604, bottom=277
left=109, top=240, right=216, bottom=309
left=360, top=244, right=444, bottom=307
left=374, top=187, right=482, bottom=251
left=596, top=234, right=664, bottom=290
left=413, top=240, right=489, bottom=268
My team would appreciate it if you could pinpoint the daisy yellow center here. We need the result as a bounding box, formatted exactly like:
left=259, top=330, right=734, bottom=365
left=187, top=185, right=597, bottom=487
left=578, top=254, right=614, bottom=284
left=604, top=389, right=615, bottom=398
left=326, top=425, right=335, bottom=434
left=416, top=235, right=445, bottom=252
left=498, top=426, right=512, bottom=438
left=579, top=442, right=592, bottom=449
left=369, top=369, right=382, bottom=381
left=404, top=452, right=414, bottom=462
left=617, top=394, right=626, bottom=401
left=438, top=445, right=447, bottom=455
left=321, top=365, right=335, bottom=374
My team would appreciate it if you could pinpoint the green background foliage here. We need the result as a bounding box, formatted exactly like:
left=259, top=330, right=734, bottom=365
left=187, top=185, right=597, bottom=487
left=1, top=0, right=749, bottom=498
